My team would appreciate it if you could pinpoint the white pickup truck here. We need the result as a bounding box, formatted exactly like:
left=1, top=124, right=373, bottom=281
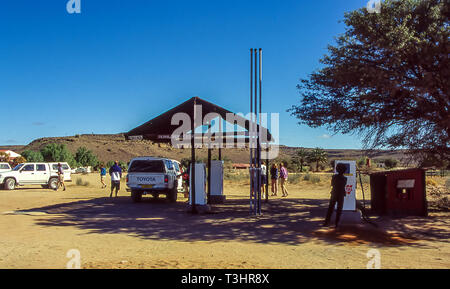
left=0, top=163, right=12, bottom=173
left=126, top=157, right=181, bottom=203
left=0, top=162, right=71, bottom=190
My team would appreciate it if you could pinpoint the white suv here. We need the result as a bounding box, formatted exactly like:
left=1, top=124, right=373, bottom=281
left=126, top=157, right=180, bottom=203
left=0, top=163, right=60, bottom=190
left=0, top=163, right=11, bottom=173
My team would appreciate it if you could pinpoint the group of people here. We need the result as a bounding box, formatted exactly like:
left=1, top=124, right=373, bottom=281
left=97, top=161, right=122, bottom=198
left=250, top=162, right=289, bottom=198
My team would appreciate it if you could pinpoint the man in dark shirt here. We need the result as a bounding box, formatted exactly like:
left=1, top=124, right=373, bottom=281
left=323, top=163, right=348, bottom=228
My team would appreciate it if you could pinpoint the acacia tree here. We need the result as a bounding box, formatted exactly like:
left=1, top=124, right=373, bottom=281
left=293, top=148, right=309, bottom=172
left=307, top=148, right=328, bottom=172
left=289, top=0, right=449, bottom=165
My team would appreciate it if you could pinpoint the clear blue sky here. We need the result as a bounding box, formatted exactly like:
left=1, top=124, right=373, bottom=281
left=1, top=0, right=369, bottom=149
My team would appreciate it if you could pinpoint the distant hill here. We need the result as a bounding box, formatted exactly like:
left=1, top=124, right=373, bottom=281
left=0, top=134, right=411, bottom=165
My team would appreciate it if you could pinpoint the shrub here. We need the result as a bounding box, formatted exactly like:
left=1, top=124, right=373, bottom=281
left=0, top=152, right=10, bottom=163
left=40, top=143, right=76, bottom=168
left=12, top=156, right=27, bottom=167
left=74, top=147, right=98, bottom=168
left=289, top=174, right=302, bottom=184
left=75, top=178, right=90, bottom=187
left=21, top=150, right=44, bottom=162
left=119, top=161, right=128, bottom=172
left=384, top=158, right=398, bottom=169
left=303, top=173, right=320, bottom=184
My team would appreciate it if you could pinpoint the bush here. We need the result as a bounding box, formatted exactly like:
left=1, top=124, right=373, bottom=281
left=75, top=178, right=90, bottom=187
left=21, top=150, right=44, bottom=162
left=12, top=156, right=27, bottom=167
left=357, top=157, right=368, bottom=168
left=40, top=143, right=77, bottom=168
left=289, top=174, right=302, bottom=184
left=74, top=147, right=98, bottom=168
left=119, top=161, right=128, bottom=172
left=384, top=158, right=398, bottom=169
left=303, top=174, right=320, bottom=184
left=0, top=152, right=10, bottom=163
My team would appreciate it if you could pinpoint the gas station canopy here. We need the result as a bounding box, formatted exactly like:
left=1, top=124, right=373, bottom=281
left=124, top=96, right=272, bottom=143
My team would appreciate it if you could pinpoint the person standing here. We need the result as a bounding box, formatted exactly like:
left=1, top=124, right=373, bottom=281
left=261, top=162, right=267, bottom=199
left=280, top=163, right=289, bottom=197
left=323, top=163, right=348, bottom=228
left=182, top=166, right=189, bottom=199
left=100, top=164, right=107, bottom=188
left=270, top=163, right=279, bottom=196
left=56, top=163, right=66, bottom=191
left=109, top=161, right=122, bottom=198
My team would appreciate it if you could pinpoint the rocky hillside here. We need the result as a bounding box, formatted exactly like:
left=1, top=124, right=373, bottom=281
left=0, top=134, right=410, bottom=165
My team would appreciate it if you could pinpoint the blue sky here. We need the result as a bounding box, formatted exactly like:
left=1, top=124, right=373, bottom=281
left=1, top=0, right=369, bottom=149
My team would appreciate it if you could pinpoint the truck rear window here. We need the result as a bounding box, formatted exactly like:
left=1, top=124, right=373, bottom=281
left=128, top=160, right=165, bottom=173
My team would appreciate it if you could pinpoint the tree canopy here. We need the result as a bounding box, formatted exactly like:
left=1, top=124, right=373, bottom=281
left=74, top=147, right=98, bottom=167
left=40, top=143, right=76, bottom=167
left=21, top=150, right=44, bottom=162
left=289, top=0, right=449, bottom=164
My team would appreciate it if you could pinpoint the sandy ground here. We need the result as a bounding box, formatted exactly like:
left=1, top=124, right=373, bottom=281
left=0, top=173, right=449, bottom=269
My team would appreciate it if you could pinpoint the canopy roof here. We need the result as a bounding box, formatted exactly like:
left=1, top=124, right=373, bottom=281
left=125, top=97, right=272, bottom=143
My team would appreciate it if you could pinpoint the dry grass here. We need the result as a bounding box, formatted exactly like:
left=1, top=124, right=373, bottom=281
left=0, top=173, right=448, bottom=269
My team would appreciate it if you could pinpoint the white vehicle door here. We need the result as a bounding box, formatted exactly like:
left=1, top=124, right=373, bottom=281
left=62, top=164, right=71, bottom=181
left=35, top=164, right=49, bottom=183
left=19, top=164, right=36, bottom=183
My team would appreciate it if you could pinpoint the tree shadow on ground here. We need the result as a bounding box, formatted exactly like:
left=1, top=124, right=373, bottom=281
left=20, top=195, right=449, bottom=247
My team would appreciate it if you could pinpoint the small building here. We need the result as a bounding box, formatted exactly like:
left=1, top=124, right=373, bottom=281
left=370, top=168, right=427, bottom=216
left=233, top=163, right=250, bottom=170
left=0, top=150, right=21, bottom=161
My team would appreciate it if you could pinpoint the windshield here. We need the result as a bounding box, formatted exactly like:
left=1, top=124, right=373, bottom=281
left=12, top=164, right=24, bottom=171
left=128, top=160, right=165, bottom=173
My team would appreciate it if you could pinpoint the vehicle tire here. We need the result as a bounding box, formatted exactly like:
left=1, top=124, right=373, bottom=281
left=4, top=178, right=16, bottom=190
left=48, top=178, right=58, bottom=190
left=167, top=184, right=178, bottom=203
left=131, top=190, right=143, bottom=203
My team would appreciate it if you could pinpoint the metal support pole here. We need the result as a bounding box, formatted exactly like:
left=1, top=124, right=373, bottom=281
left=249, top=48, right=263, bottom=215
left=190, top=98, right=197, bottom=214
left=266, top=143, right=269, bottom=203
left=207, top=146, right=211, bottom=205
left=218, top=118, right=222, bottom=161
left=249, top=48, right=254, bottom=214
left=252, top=48, right=258, bottom=215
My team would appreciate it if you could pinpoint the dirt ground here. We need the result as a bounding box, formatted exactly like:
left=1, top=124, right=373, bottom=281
left=0, top=173, right=449, bottom=269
